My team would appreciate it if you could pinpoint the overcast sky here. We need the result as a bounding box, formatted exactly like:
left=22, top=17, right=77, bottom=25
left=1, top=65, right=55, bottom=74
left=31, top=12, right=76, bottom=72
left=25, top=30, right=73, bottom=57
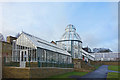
left=0, top=2, right=118, bottom=52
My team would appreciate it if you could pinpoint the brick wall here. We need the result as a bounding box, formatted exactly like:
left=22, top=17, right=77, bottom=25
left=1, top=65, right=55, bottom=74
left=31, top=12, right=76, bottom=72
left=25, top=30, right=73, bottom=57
left=3, top=67, right=73, bottom=79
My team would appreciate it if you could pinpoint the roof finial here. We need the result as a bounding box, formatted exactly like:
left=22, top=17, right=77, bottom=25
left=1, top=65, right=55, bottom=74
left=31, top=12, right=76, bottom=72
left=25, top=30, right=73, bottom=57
left=22, top=28, right=23, bottom=32
left=21, top=26, right=24, bottom=33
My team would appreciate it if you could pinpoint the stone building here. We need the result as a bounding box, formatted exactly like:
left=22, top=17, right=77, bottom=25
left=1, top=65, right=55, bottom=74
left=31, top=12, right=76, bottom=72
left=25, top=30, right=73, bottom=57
left=0, top=41, right=2, bottom=80
left=0, top=41, right=12, bottom=63
left=0, top=41, right=12, bottom=80
left=7, top=36, right=17, bottom=44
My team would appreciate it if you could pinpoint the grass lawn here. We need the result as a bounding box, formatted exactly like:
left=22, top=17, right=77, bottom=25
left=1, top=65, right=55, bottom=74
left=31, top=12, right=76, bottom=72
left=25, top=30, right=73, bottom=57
left=108, top=65, right=120, bottom=71
left=49, top=71, right=88, bottom=78
left=107, top=72, right=120, bottom=78
left=94, top=65, right=101, bottom=69
left=107, top=65, right=120, bottom=79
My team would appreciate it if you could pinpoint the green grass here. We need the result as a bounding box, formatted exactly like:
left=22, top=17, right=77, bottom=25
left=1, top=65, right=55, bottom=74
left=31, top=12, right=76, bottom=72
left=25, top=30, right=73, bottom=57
left=107, top=65, right=120, bottom=80
left=108, top=65, right=120, bottom=71
left=107, top=72, right=120, bottom=78
left=94, top=65, right=101, bottom=69
left=49, top=71, right=88, bottom=78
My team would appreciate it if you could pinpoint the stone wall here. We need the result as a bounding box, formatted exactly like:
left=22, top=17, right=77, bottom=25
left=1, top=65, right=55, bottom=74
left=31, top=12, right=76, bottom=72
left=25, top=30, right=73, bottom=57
left=102, top=61, right=119, bottom=65
left=7, top=36, right=17, bottom=44
left=30, top=67, right=74, bottom=78
left=3, top=67, right=74, bottom=79
left=2, top=41, right=12, bottom=63
left=73, top=59, right=95, bottom=72
left=0, top=42, right=2, bottom=80
left=90, top=60, right=119, bottom=66
left=73, top=59, right=119, bottom=72
left=90, top=60, right=103, bottom=65
left=3, top=67, right=30, bottom=78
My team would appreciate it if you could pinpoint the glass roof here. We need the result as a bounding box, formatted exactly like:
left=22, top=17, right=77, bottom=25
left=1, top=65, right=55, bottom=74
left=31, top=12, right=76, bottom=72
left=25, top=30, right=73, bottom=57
left=16, top=32, right=71, bottom=56
left=61, top=24, right=81, bottom=41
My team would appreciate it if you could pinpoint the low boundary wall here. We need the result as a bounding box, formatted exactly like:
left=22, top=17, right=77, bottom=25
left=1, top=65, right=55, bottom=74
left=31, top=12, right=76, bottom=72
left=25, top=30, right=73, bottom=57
left=73, top=59, right=95, bottom=72
left=3, top=67, right=30, bottom=78
left=0, top=42, right=2, bottom=80
left=30, top=67, right=73, bottom=78
left=73, top=59, right=119, bottom=72
left=90, top=61, right=119, bottom=66
left=3, top=67, right=74, bottom=79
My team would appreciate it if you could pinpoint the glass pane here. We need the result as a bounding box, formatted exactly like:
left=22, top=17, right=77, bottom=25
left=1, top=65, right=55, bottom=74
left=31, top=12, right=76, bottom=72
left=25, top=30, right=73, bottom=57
left=21, top=51, right=23, bottom=61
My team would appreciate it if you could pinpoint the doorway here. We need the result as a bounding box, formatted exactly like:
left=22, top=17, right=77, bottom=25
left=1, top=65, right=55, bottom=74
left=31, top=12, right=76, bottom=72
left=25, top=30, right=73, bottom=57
left=20, top=50, right=28, bottom=67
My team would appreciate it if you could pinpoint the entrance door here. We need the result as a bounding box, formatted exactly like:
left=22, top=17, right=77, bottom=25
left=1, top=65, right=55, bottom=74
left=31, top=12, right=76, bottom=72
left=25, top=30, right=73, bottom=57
left=20, top=50, right=28, bottom=67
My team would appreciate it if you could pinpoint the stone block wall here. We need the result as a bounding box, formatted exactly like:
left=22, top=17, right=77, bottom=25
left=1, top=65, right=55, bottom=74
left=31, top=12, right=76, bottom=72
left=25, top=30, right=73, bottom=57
left=73, top=59, right=119, bottom=72
left=3, top=67, right=74, bottom=79
left=102, top=61, right=119, bottom=65
left=73, top=59, right=95, bottom=72
left=30, top=67, right=74, bottom=78
left=90, top=60, right=119, bottom=66
left=2, top=42, right=12, bottom=63
left=3, top=67, right=30, bottom=78
left=0, top=42, right=2, bottom=80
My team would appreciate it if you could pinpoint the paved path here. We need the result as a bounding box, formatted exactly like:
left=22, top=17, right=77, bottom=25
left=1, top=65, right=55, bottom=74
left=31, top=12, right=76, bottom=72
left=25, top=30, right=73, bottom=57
left=108, top=70, right=120, bottom=73
left=70, top=65, right=109, bottom=80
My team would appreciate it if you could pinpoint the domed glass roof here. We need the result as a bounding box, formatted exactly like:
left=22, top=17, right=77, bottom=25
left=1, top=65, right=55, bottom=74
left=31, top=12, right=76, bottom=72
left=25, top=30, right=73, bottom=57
left=65, top=24, right=76, bottom=32
left=61, top=24, right=81, bottom=41
left=0, top=33, right=4, bottom=41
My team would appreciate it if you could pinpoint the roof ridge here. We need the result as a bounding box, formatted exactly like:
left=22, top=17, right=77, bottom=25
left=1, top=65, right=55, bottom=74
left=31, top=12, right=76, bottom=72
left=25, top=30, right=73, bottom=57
left=22, top=31, right=49, bottom=43
left=22, top=31, right=67, bottom=52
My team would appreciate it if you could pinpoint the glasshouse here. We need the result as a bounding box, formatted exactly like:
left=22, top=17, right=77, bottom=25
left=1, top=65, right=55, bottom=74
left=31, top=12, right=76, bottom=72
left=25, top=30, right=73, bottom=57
left=93, top=52, right=119, bottom=61
left=56, top=24, right=82, bottom=59
left=12, top=32, right=72, bottom=67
